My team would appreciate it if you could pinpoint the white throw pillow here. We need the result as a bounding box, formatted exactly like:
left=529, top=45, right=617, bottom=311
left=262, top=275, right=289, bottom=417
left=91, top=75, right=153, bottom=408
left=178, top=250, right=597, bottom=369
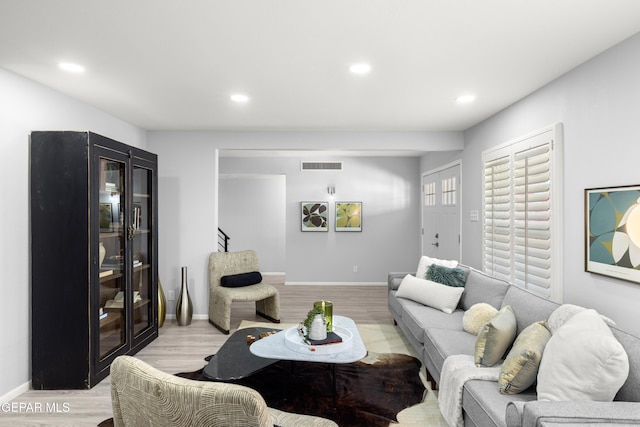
left=415, top=256, right=458, bottom=280
left=546, top=303, right=616, bottom=334
left=396, top=274, right=464, bottom=314
left=537, top=309, right=629, bottom=402
left=463, top=303, right=498, bottom=335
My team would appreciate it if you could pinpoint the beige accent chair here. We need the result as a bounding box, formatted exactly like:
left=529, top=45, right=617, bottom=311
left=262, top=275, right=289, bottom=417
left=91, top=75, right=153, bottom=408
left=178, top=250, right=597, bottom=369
left=208, top=250, right=280, bottom=334
left=110, top=355, right=338, bottom=427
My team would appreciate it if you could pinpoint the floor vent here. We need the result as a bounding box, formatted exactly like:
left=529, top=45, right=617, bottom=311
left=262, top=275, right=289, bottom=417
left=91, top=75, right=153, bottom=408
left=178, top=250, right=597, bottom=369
left=301, top=161, right=343, bottom=171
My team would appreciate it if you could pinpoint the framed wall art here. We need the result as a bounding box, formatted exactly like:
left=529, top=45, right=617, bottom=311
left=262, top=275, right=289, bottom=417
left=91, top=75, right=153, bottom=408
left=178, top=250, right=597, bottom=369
left=335, top=202, right=362, bottom=232
left=585, top=185, right=640, bottom=284
left=301, top=202, right=328, bottom=231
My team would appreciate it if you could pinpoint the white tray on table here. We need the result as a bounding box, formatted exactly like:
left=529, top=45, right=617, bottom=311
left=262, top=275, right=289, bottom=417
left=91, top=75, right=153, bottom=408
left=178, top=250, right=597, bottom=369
left=249, top=315, right=366, bottom=363
left=284, top=325, right=353, bottom=355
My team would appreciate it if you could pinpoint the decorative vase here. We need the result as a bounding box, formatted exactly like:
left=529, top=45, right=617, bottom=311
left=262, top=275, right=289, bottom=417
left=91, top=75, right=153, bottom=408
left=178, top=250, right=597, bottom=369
left=309, top=314, right=327, bottom=340
left=157, top=277, right=167, bottom=328
left=313, top=300, right=333, bottom=332
left=175, top=266, right=193, bottom=326
left=99, top=242, right=106, bottom=268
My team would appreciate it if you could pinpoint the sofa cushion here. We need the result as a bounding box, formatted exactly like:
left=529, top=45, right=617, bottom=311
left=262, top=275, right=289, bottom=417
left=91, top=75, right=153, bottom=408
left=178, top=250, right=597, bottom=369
left=499, top=285, right=559, bottom=335
left=537, top=309, right=629, bottom=402
left=499, top=321, right=551, bottom=395
left=475, top=305, right=517, bottom=367
left=423, top=328, right=477, bottom=382
left=463, top=379, right=537, bottom=427
left=396, top=274, right=464, bottom=314
left=463, top=303, right=498, bottom=335
left=459, top=268, right=510, bottom=311
left=426, top=264, right=468, bottom=287
left=415, top=256, right=458, bottom=280
left=401, top=303, right=465, bottom=345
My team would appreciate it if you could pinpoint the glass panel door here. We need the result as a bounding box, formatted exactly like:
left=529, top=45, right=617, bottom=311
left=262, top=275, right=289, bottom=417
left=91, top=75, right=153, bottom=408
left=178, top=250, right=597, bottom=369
left=98, top=157, right=127, bottom=359
left=132, top=165, right=153, bottom=336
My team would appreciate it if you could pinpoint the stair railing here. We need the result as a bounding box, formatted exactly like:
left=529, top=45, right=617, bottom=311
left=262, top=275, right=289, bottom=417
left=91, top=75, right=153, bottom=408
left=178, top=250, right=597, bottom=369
left=218, top=228, right=230, bottom=252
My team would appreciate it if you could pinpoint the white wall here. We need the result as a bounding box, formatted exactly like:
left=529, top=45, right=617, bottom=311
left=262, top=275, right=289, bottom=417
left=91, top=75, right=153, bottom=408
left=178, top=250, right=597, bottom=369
left=218, top=174, right=286, bottom=271
left=147, top=131, right=461, bottom=318
left=0, top=68, right=146, bottom=401
left=220, top=155, right=422, bottom=283
left=460, top=32, right=640, bottom=336
left=146, top=132, right=218, bottom=319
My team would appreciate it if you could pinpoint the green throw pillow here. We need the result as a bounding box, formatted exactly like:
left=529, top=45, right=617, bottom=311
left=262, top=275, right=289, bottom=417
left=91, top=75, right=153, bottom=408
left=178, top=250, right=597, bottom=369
left=499, top=321, right=551, bottom=394
left=475, top=305, right=517, bottom=367
left=426, top=264, right=467, bottom=287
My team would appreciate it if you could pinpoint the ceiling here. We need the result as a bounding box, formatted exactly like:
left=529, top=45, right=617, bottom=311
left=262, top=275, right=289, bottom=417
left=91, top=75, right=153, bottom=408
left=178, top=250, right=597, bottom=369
left=2, top=1, right=640, bottom=132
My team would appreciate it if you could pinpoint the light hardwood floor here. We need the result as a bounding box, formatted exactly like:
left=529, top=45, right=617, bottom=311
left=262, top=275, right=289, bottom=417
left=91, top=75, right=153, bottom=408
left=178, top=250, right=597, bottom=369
left=3, top=283, right=394, bottom=426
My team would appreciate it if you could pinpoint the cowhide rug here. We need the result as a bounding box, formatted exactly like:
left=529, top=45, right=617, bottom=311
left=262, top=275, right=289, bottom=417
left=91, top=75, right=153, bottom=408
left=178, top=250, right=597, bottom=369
left=99, top=352, right=425, bottom=427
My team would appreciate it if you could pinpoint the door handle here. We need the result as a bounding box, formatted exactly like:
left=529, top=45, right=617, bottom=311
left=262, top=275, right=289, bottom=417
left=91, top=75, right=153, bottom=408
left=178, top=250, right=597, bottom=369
left=432, top=242, right=439, bottom=247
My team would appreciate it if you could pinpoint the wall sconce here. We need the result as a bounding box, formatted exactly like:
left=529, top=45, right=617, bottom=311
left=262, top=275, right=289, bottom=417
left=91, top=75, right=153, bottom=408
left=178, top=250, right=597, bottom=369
left=327, top=186, right=335, bottom=200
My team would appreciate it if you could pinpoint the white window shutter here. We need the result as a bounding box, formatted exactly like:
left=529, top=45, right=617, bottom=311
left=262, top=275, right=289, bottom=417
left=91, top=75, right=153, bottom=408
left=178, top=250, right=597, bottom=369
left=482, top=124, right=562, bottom=300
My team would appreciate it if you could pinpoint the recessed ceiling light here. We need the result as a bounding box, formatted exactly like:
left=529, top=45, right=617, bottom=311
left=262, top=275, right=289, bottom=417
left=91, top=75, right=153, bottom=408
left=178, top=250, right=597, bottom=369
left=230, top=93, right=250, bottom=103
left=456, top=94, right=476, bottom=104
left=349, top=63, right=371, bottom=75
left=58, top=62, right=85, bottom=73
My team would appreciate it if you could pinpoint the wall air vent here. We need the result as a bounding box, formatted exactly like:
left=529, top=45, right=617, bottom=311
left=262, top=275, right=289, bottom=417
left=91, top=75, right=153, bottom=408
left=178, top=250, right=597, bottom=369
left=301, top=161, right=343, bottom=171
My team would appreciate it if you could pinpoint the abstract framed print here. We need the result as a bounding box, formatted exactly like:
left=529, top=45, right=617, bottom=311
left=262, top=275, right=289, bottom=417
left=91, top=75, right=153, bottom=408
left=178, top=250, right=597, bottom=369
left=301, top=202, right=328, bottom=232
left=586, top=185, right=640, bottom=284
left=335, top=202, right=362, bottom=232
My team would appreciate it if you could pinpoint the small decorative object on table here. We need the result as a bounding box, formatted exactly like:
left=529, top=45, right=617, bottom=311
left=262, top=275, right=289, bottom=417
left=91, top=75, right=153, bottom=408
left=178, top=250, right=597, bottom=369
left=246, top=330, right=278, bottom=344
left=313, top=300, right=333, bottom=332
left=299, top=306, right=343, bottom=345
left=309, top=313, right=327, bottom=340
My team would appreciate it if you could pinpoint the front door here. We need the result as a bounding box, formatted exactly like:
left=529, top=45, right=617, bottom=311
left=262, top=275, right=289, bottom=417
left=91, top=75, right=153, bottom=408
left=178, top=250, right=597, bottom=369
left=422, top=163, right=461, bottom=261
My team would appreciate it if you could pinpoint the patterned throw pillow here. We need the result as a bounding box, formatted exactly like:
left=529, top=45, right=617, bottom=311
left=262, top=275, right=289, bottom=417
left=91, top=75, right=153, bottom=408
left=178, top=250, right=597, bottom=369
left=426, top=264, right=468, bottom=287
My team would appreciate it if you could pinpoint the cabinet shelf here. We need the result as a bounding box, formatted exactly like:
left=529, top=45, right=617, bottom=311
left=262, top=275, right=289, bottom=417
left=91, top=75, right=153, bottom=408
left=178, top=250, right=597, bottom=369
left=99, top=264, right=151, bottom=282
left=102, top=298, right=151, bottom=313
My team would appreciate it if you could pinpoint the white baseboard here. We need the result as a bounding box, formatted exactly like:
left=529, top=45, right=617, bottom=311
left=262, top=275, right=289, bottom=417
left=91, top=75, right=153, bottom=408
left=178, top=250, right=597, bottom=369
left=1, top=381, right=30, bottom=404
left=164, top=314, right=209, bottom=320
left=284, top=281, right=386, bottom=286
left=260, top=272, right=286, bottom=284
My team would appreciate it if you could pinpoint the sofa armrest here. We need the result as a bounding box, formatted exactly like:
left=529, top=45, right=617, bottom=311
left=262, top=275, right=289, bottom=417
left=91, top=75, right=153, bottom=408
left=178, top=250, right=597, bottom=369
left=506, top=400, right=640, bottom=427
left=388, top=272, right=412, bottom=291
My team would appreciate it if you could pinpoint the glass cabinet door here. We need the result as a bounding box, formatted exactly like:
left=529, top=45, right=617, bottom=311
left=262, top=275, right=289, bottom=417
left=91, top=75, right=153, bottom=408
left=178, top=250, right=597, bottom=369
left=98, top=157, right=127, bottom=359
left=132, top=165, right=154, bottom=337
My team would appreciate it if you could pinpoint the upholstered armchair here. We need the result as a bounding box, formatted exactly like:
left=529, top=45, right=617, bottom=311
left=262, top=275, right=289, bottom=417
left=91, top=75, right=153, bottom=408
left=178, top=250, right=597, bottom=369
left=208, top=250, right=280, bottom=334
left=110, top=356, right=338, bottom=427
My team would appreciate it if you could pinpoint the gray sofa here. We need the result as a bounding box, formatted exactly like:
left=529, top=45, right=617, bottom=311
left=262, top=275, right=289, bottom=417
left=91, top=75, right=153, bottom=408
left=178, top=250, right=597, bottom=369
left=388, top=266, right=640, bottom=427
